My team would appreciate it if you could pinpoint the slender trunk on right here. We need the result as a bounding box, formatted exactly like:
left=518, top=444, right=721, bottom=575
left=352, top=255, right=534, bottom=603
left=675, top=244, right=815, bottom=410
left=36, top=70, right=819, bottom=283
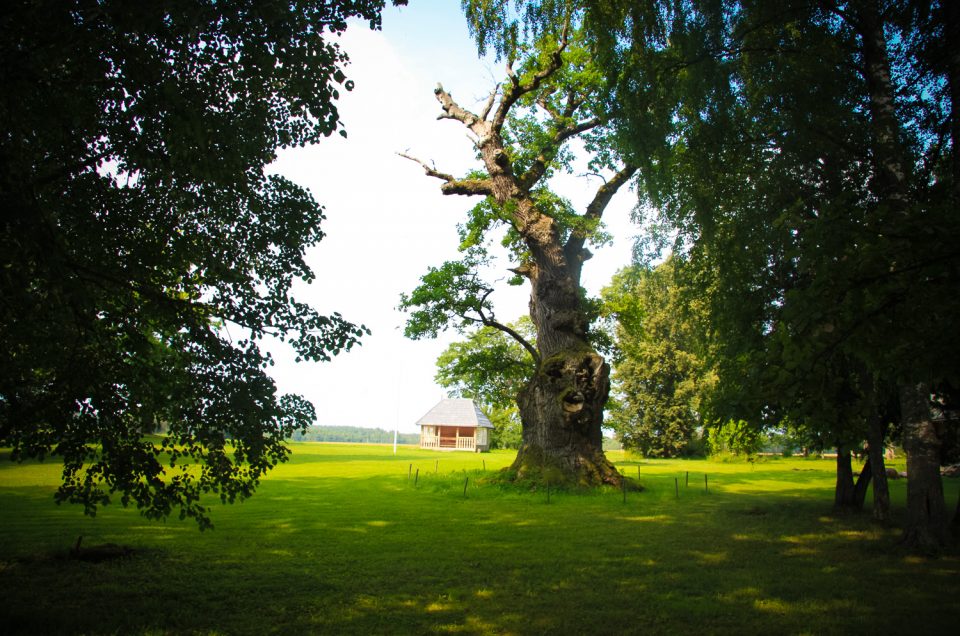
left=855, top=0, right=948, bottom=549
left=866, top=411, right=890, bottom=521
left=899, top=382, right=948, bottom=550
left=852, top=457, right=872, bottom=509
left=952, top=489, right=960, bottom=538
left=834, top=446, right=856, bottom=509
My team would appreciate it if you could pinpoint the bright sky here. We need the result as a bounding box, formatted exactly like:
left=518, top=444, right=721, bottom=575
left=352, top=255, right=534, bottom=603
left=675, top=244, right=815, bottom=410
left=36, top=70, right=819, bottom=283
left=265, top=1, right=638, bottom=434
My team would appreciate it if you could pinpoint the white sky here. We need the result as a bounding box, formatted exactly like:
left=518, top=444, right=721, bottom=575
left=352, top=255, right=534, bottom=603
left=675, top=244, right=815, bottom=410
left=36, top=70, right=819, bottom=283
left=265, top=1, right=639, bottom=434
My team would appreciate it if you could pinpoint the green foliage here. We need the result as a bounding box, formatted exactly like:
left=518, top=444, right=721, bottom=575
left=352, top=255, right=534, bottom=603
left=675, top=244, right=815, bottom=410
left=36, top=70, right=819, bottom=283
left=434, top=318, right=536, bottom=449
left=568, top=0, right=960, bottom=457
left=486, top=405, right=524, bottom=449
left=0, top=445, right=957, bottom=634
left=462, top=0, right=576, bottom=60
left=0, top=1, right=387, bottom=528
left=602, top=259, right=714, bottom=457
left=398, top=250, right=498, bottom=339
left=706, top=420, right=764, bottom=458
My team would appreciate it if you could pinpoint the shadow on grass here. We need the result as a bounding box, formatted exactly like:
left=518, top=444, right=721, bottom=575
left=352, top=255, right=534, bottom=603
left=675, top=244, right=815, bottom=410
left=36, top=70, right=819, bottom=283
left=1, top=466, right=958, bottom=634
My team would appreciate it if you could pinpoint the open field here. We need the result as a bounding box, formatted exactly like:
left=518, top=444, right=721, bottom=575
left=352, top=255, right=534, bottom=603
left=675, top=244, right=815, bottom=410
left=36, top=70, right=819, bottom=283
left=1, top=444, right=958, bottom=635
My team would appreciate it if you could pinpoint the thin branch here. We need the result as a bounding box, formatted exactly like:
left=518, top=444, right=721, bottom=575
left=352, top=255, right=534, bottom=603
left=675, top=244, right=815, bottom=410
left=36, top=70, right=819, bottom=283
left=564, top=163, right=637, bottom=264
left=583, top=164, right=637, bottom=223
left=485, top=318, right=541, bottom=366
left=473, top=288, right=540, bottom=365
left=479, top=85, right=499, bottom=121
left=519, top=117, right=603, bottom=191
left=536, top=95, right=561, bottom=119
left=397, top=152, right=494, bottom=196
left=397, top=152, right=455, bottom=181
left=492, top=31, right=570, bottom=131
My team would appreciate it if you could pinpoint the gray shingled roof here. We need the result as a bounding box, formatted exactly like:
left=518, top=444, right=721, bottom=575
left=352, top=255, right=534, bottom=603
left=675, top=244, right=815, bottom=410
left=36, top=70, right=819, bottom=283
left=415, top=398, right=494, bottom=429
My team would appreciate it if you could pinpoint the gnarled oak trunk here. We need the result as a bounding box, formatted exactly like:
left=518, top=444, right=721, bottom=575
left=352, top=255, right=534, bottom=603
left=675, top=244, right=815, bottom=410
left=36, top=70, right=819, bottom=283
left=510, top=242, right=621, bottom=486
left=513, top=347, right=619, bottom=485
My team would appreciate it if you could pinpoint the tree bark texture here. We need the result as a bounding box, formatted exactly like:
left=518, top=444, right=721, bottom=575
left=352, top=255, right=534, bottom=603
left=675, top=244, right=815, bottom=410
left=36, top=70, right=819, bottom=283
left=834, top=446, right=870, bottom=511
left=899, top=382, right=948, bottom=549
left=866, top=412, right=890, bottom=521
left=834, top=447, right=856, bottom=509
left=507, top=227, right=622, bottom=485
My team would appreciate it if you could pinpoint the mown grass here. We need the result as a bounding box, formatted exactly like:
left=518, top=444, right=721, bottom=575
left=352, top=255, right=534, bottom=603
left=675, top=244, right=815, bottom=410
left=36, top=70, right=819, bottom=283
left=0, top=444, right=957, bottom=635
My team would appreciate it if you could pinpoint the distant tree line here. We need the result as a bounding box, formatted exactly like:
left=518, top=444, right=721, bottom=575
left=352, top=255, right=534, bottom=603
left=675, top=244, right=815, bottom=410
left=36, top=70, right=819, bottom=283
left=290, top=426, right=419, bottom=445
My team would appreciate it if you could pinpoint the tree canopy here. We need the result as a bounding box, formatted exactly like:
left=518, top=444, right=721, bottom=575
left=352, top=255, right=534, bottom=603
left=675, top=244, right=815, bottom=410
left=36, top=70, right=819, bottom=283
left=464, top=0, right=958, bottom=542
left=0, top=1, right=402, bottom=528
left=602, top=260, right=714, bottom=458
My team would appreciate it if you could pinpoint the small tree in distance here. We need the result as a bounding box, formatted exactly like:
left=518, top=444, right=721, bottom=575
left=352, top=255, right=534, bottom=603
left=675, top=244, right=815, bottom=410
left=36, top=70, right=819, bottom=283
left=435, top=319, right=537, bottom=450
left=602, top=259, right=714, bottom=458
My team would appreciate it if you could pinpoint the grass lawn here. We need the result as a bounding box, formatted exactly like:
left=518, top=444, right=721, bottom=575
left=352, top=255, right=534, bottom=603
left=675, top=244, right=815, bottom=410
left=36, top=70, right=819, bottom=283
left=0, top=443, right=958, bottom=635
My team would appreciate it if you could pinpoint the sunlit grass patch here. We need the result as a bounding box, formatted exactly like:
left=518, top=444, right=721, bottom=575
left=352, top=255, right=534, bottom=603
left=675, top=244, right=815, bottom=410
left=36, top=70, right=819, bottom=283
left=0, top=443, right=957, bottom=634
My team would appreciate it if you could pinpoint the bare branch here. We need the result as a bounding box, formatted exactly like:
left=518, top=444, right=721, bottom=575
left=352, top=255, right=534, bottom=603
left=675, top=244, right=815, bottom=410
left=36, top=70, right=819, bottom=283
left=492, top=32, right=570, bottom=130
left=398, top=152, right=494, bottom=196
left=578, top=171, right=608, bottom=183
left=479, top=85, right=499, bottom=122
left=518, top=117, right=603, bottom=191
left=564, top=163, right=637, bottom=265
left=397, top=152, right=455, bottom=181
left=434, top=84, right=482, bottom=129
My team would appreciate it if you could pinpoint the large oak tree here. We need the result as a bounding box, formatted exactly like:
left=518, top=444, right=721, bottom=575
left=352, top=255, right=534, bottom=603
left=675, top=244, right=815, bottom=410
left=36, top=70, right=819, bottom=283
left=400, top=28, right=635, bottom=486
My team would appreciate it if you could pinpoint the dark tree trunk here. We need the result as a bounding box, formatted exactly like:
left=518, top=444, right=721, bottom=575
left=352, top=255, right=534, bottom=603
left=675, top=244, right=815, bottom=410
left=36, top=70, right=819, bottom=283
left=834, top=446, right=857, bottom=509
left=835, top=445, right=871, bottom=511
left=952, top=489, right=960, bottom=539
left=866, top=412, right=890, bottom=521
left=899, top=382, right=948, bottom=550
left=853, top=458, right=872, bottom=509
left=853, top=2, right=949, bottom=549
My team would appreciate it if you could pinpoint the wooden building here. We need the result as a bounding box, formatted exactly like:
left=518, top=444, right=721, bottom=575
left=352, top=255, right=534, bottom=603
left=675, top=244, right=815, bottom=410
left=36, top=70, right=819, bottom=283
left=416, top=398, right=493, bottom=452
